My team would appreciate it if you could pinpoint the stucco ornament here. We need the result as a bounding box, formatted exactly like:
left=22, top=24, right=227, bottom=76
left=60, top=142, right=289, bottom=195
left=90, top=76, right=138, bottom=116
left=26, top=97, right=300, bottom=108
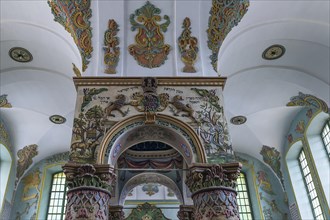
left=178, top=17, right=199, bottom=73
left=48, top=0, right=93, bottom=72
left=287, top=92, right=329, bottom=113
left=126, top=202, right=170, bottom=220
left=207, top=0, right=249, bottom=73
left=104, top=19, right=120, bottom=74
left=128, top=1, right=171, bottom=68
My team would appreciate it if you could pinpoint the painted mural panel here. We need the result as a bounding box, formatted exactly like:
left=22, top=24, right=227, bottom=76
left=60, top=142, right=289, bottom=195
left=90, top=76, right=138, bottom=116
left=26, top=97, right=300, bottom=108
left=71, top=78, right=233, bottom=163
left=236, top=153, right=289, bottom=220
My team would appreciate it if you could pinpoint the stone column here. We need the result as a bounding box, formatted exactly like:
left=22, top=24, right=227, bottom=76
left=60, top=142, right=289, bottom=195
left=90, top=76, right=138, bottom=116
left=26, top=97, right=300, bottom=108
left=63, top=163, right=116, bottom=220
left=177, top=205, right=194, bottom=220
left=109, top=205, right=125, bottom=220
left=185, top=163, right=242, bottom=220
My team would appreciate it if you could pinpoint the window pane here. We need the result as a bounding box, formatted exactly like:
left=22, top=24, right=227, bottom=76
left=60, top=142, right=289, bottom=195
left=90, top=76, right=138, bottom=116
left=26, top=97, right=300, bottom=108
left=46, top=172, right=67, bottom=220
left=236, top=173, right=253, bottom=220
left=298, top=150, right=324, bottom=219
left=321, top=120, right=330, bottom=157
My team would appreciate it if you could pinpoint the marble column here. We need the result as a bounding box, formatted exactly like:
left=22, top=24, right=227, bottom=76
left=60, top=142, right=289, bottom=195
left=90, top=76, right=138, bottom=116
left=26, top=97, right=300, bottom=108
left=185, top=163, right=242, bottom=220
left=177, top=205, right=194, bottom=220
left=109, top=205, right=125, bottom=220
left=63, top=163, right=116, bottom=220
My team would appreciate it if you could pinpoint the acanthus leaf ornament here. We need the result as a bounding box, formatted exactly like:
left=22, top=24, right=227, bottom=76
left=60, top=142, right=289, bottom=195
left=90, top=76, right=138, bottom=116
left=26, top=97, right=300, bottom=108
left=178, top=17, right=199, bottom=73
left=128, top=1, right=171, bottom=68
left=104, top=19, right=120, bottom=74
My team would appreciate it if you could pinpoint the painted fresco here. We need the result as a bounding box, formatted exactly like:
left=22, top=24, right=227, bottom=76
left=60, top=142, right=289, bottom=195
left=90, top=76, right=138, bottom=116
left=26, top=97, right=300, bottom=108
left=178, top=17, right=198, bottom=73
left=260, top=145, right=284, bottom=188
left=0, top=94, right=12, bottom=108
left=128, top=1, right=171, bottom=68
left=15, top=144, right=38, bottom=188
left=236, top=153, right=289, bottom=220
left=11, top=152, right=69, bottom=220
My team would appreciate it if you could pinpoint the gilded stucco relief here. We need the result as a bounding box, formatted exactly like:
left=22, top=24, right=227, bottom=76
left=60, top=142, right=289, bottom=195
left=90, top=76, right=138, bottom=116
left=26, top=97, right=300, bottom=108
left=207, top=0, right=249, bottom=73
left=48, top=0, right=93, bottom=72
left=128, top=1, right=171, bottom=68
left=104, top=19, right=120, bottom=74
left=178, top=17, right=198, bottom=73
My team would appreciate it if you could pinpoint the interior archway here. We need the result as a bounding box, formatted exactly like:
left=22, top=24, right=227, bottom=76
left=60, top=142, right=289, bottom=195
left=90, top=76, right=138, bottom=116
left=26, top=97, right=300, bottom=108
left=97, top=114, right=206, bottom=165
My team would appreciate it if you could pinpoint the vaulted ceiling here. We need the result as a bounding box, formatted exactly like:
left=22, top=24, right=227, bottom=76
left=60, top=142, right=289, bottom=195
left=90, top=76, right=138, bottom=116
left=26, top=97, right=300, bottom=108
left=0, top=0, right=329, bottom=165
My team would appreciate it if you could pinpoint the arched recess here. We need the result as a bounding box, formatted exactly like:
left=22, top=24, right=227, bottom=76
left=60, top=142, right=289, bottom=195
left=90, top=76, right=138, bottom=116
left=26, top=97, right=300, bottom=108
left=97, top=114, right=206, bottom=165
left=118, top=172, right=183, bottom=206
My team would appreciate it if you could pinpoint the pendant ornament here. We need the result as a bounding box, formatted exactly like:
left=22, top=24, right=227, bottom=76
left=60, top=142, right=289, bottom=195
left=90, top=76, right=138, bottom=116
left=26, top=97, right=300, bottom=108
left=104, top=19, right=120, bottom=74
left=178, top=17, right=198, bottom=73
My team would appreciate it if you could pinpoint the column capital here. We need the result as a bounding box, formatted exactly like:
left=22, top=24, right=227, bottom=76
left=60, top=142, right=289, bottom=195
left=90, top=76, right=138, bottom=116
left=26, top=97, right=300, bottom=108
left=177, top=205, right=194, bottom=220
left=63, top=163, right=116, bottom=193
left=109, top=205, right=125, bottom=220
left=185, top=162, right=242, bottom=194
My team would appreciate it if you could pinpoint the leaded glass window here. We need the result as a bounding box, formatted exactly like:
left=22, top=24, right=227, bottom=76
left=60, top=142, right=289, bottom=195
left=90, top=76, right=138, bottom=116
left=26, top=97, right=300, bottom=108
left=46, top=172, right=67, bottom=220
left=298, top=150, right=324, bottom=220
left=321, top=120, right=330, bottom=157
left=236, top=172, right=253, bottom=220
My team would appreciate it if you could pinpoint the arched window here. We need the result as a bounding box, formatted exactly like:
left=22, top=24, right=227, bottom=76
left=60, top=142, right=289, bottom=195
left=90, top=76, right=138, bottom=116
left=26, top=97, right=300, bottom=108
left=298, top=150, right=324, bottom=219
left=236, top=172, right=253, bottom=220
left=46, top=172, right=67, bottom=220
left=321, top=120, right=330, bottom=157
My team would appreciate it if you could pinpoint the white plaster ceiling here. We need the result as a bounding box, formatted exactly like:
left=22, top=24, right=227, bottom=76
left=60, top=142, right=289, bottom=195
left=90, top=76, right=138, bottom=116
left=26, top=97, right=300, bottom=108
left=0, top=0, right=329, bottom=164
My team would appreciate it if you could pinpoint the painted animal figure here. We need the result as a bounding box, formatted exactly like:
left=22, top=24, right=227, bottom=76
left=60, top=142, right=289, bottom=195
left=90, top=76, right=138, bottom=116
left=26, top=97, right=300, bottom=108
left=171, top=95, right=194, bottom=119
left=105, top=94, right=127, bottom=117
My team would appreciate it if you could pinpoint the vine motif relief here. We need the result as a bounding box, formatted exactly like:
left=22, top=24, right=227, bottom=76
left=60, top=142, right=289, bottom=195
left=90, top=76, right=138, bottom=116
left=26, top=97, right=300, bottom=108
left=104, top=19, right=120, bottom=74
left=207, top=0, right=249, bottom=73
left=81, top=88, right=108, bottom=112
left=178, top=17, right=198, bottom=73
left=128, top=1, right=171, bottom=68
left=191, top=88, right=232, bottom=156
left=126, top=202, right=170, bottom=220
left=48, top=0, right=93, bottom=72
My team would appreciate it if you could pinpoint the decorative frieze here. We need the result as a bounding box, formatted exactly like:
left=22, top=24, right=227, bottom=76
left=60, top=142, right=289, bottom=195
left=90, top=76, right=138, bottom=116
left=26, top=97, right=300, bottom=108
left=178, top=17, right=198, bottom=73
left=104, top=19, right=120, bottom=74
left=128, top=1, right=171, bottom=68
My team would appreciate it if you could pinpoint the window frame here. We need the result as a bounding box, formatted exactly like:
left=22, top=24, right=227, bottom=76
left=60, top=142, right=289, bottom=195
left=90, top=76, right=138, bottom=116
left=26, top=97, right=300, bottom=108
left=298, top=149, right=324, bottom=220
left=321, top=119, right=330, bottom=158
left=46, top=172, right=67, bottom=220
left=236, top=172, right=254, bottom=220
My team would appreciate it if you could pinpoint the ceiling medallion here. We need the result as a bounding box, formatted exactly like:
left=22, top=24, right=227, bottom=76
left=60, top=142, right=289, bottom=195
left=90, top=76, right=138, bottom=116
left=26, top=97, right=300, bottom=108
left=49, top=115, right=66, bottom=124
left=230, top=116, right=247, bottom=125
left=262, top=44, right=285, bottom=60
left=9, top=47, right=33, bottom=63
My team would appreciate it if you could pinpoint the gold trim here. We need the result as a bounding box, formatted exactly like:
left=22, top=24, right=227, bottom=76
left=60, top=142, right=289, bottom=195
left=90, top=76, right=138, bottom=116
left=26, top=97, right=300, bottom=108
left=35, top=162, right=65, bottom=219
left=73, top=77, right=227, bottom=90
left=125, top=148, right=180, bottom=159
left=0, top=143, right=14, bottom=213
left=240, top=160, right=264, bottom=220
left=98, top=114, right=206, bottom=164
